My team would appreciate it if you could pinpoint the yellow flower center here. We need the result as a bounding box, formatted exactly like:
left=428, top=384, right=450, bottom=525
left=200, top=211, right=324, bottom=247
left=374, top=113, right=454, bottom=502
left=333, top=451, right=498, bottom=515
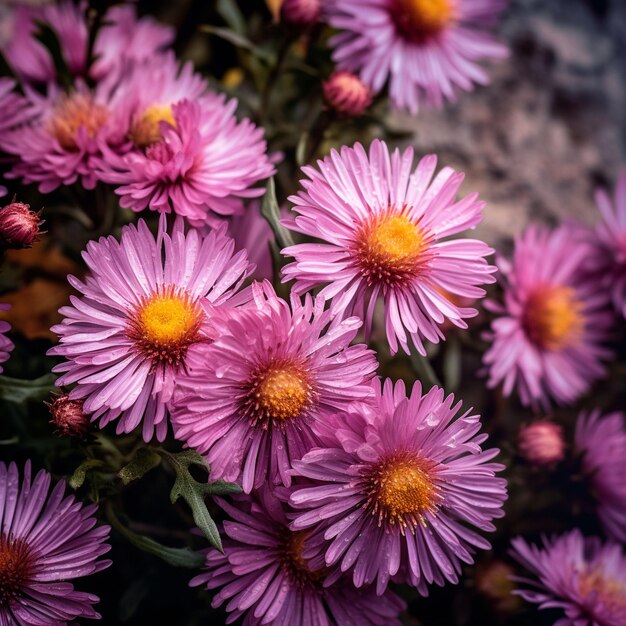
left=524, top=286, right=584, bottom=350
left=0, top=536, right=33, bottom=607
left=49, top=93, right=108, bottom=151
left=391, top=0, right=454, bottom=42
left=130, top=104, right=176, bottom=148
left=128, top=288, right=202, bottom=367
left=366, top=454, right=440, bottom=533
left=258, top=367, right=310, bottom=421
left=578, top=568, right=626, bottom=616
left=356, top=212, right=428, bottom=286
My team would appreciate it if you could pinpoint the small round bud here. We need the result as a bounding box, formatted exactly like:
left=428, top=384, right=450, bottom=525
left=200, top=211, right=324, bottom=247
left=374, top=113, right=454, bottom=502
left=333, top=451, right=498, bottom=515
left=323, top=71, right=372, bottom=117
left=47, top=394, right=90, bottom=438
left=0, top=201, right=44, bottom=249
left=280, top=0, right=321, bottom=27
left=518, top=420, right=565, bottom=468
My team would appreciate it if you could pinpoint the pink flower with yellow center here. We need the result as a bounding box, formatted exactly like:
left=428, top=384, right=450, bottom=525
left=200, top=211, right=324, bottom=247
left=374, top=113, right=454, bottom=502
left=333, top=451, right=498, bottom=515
left=1, top=81, right=129, bottom=193
left=48, top=216, right=252, bottom=441
left=483, top=224, right=613, bottom=408
left=191, top=488, right=406, bottom=626
left=326, top=0, right=508, bottom=113
left=511, top=530, right=626, bottom=626
left=96, top=93, right=275, bottom=227
left=282, top=140, right=496, bottom=355
left=289, top=378, right=507, bottom=595
left=0, top=461, right=111, bottom=624
left=170, top=281, right=378, bottom=492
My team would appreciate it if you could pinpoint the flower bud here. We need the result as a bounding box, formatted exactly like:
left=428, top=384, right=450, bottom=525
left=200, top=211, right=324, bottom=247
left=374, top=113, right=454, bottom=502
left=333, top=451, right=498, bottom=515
left=323, top=71, right=372, bottom=117
left=280, top=0, right=321, bottom=27
left=0, top=201, right=43, bottom=249
left=47, top=394, right=90, bottom=438
left=518, top=420, right=565, bottom=467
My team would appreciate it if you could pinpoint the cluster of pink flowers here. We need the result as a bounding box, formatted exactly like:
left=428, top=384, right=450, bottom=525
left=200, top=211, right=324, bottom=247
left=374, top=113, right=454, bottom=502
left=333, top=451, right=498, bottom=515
left=0, top=2, right=625, bottom=626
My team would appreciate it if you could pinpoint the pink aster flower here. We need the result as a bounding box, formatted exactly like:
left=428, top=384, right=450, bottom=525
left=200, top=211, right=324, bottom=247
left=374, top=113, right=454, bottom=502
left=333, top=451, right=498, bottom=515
left=0, top=304, right=13, bottom=373
left=282, top=140, right=496, bottom=355
left=575, top=410, right=626, bottom=543
left=0, top=0, right=87, bottom=84
left=171, top=281, right=378, bottom=492
left=483, top=224, right=613, bottom=408
left=1, top=80, right=130, bottom=193
left=510, top=530, right=626, bottom=626
left=289, top=378, right=507, bottom=596
left=592, top=170, right=626, bottom=319
left=191, top=488, right=406, bottom=626
left=326, top=0, right=508, bottom=113
left=97, top=95, right=275, bottom=227
left=0, top=460, right=111, bottom=623
left=90, top=5, right=174, bottom=81
left=48, top=215, right=252, bottom=442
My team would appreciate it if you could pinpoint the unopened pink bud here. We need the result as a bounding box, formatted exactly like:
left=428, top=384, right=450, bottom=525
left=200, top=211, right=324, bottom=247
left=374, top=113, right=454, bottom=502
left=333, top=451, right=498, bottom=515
left=0, top=201, right=43, bottom=249
left=47, top=394, right=90, bottom=438
left=518, top=420, right=565, bottom=467
left=323, top=71, right=372, bottom=117
left=281, top=0, right=321, bottom=26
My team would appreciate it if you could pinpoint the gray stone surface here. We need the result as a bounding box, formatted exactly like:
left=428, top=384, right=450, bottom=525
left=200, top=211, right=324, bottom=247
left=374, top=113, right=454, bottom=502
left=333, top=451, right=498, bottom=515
left=390, top=0, right=626, bottom=247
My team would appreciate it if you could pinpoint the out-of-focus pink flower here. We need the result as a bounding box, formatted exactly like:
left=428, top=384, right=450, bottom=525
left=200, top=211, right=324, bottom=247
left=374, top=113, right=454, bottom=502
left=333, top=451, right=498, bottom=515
left=97, top=97, right=275, bottom=227
left=510, top=530, right=626, bottom=626
left=592, top=170, right=626, bottom=319
left=326, top=0, right=508, bottom=113
left=282, top=140, right=496, bottom=355
left=323, top=70, right=372, bottom=116
left=576, top=410, right=626, bottom=543
left=518, top=421, right=565, bottom=468
left=483, top=225, right=613, bottom=408
left=281, top=0, right=321, bottom=26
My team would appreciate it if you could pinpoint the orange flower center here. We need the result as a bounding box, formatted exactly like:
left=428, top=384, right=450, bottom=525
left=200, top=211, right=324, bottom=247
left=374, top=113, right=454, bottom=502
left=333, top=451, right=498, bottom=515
left=242, top=361, right=313, bottom=427
left=280, top=530, right=325, bottom=588
left=0, top=536, right=33, bottom=608
left=356, top=212, right=428, bottom=287
left=523, top=286, right=584, bottom=350
left=578, top=568, right=626, bottom=617
left=49, top=93, right=108, bottom=151
left=127, top=287, right=202, bottom=368
left=391, top=0, right=454, bottom=42
left=365, top=453, right=440, bottom=533
left=130, top=104, right=176, bottom=148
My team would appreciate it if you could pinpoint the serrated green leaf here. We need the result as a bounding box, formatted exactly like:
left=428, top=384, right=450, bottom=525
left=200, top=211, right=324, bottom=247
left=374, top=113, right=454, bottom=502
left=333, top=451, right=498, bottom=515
left=160, top=450, right=239, bottom=552
left=118, top=447, right=161, bottom=486
left=261, top=177, right=295, bottom=249
left=0, top=374, right=56, bottom=404
left=69, top=458, right=105, bottom=490
left=107, top=505, right=205, bottom=569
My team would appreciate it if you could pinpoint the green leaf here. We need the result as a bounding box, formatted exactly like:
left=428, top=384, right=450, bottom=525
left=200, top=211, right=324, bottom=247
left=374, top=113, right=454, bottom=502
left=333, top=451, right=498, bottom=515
left=69, top=458, right=106, bottom=490
left=216, top=0, right=246, bottom=34
left=0, top=374, right=57, bottom=404
left=409, top=352, right=441, bottom=388
left=107, top=505, right=205, bottom=569
left=118, top=447, right=161, bottom=486
left=442, top=336, right=461, bottom=392
left=161, top=450, right=241, bottom=552
left=199, top=25, right=273, bottom=63
left=261, top=177, right=295, bottom=249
